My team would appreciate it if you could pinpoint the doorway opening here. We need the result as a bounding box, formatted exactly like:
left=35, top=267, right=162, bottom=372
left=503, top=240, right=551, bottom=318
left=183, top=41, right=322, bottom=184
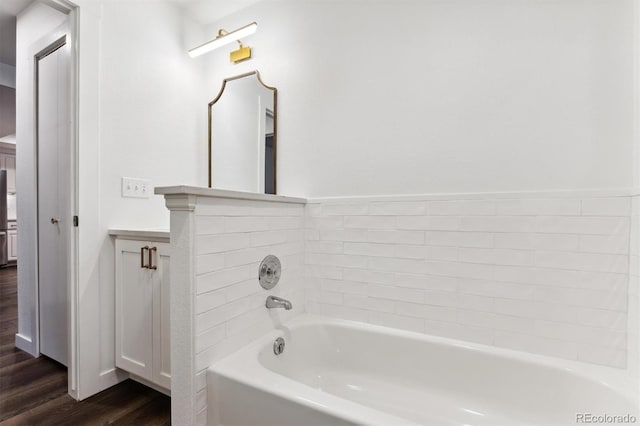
left=11, top=0, right=80, bottom=402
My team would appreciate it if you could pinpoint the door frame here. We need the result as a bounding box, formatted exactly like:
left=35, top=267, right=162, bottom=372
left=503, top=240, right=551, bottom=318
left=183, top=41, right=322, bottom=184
left=28, top=2, right=80, bottom=400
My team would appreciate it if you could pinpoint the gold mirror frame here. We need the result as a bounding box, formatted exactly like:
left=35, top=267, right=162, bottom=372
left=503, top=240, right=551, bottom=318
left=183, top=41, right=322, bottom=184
left=208, top=70, right=278, bottom=193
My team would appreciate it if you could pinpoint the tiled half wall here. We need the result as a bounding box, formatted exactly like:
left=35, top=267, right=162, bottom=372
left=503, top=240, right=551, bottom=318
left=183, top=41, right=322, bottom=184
left=188, top=197, right=305, bottom=424
left=305, top=194, right=632, bottom=368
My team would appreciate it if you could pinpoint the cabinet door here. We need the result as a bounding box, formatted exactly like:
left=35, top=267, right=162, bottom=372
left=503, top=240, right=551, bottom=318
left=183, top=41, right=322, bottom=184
left=151, top=242, right=171, bottom=389
left=5, top=154, right=15, bottom=193
left=8, top=230, right=17, bottom=261
left=115, top=239, right=153, bottom=380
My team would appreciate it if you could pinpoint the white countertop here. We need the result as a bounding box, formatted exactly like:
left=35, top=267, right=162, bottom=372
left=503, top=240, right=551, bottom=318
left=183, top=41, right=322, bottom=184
left=108, top=229, right=170, bottom=241
left=154, top=186, right=306, bottom=204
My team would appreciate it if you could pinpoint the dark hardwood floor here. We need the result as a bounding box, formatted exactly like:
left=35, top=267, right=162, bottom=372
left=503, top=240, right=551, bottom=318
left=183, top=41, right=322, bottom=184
left=0, top=267, right=171, bottom=425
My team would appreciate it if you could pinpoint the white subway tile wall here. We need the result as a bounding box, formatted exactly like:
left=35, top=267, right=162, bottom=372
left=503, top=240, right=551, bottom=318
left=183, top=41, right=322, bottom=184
left=183, top=193, right=637, bottom=425
left=628, top=197, right=640, bottom=378
left=305, top=196, right=631, bottom=367
left=193, top=198, right=305, bottom=423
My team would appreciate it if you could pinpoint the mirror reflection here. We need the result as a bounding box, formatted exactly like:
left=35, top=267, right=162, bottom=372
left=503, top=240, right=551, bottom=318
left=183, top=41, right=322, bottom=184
left=208, top=71, right=277, bottom=194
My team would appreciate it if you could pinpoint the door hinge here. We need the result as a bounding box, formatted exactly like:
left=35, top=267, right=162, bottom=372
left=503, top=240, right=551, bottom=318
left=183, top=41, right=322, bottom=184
left=73, top=215, right=79, bottom=227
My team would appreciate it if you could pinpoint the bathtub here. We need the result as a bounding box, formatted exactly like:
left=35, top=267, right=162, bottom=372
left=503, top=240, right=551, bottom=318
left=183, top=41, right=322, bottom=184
left=207, top=315, right=639, bottom=426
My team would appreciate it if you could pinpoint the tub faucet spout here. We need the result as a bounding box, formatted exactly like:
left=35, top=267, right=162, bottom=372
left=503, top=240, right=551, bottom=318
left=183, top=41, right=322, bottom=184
left=266, top=295, right=292, bottom=310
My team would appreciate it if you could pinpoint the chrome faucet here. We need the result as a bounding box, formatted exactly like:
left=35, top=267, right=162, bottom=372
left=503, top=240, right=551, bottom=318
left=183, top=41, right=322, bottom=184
left=265, top=295, right=292, bottom=310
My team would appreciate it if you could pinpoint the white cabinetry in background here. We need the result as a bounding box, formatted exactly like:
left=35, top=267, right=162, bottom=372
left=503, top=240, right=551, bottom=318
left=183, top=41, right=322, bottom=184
left=114, top=236, right=171, bottom=391
left=0, top=143, right=17, bottom=194
left=1, top=154, right=16, bottom=193
left=8, top=229, right=17, bottom=261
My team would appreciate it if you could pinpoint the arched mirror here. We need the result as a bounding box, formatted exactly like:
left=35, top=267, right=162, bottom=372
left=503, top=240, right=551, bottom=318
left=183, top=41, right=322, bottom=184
left=208, top=71, right=277, bottom=194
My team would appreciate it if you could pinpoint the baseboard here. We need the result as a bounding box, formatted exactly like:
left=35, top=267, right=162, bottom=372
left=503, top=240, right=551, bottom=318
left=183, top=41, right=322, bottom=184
left=129, top=373, right=171, bottom=397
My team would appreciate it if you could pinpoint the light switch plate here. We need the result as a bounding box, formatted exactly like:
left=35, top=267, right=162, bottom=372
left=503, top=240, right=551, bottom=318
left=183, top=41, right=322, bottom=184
left=122, top=177, right=152, bottom=199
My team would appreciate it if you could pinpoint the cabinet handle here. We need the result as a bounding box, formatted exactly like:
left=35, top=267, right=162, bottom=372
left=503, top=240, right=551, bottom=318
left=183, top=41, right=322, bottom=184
left=149, top=246, right=157, bottom=270
left=141, top=246, right=149, bottom=269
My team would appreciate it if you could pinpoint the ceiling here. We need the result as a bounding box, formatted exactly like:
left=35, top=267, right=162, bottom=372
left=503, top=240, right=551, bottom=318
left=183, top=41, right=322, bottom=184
left=0, top=0, right=34, bottom=16
left=0, top=0, right=34, bottom=66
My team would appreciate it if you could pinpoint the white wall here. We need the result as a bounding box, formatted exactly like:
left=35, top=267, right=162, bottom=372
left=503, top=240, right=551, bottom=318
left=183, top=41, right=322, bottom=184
left=199, top=0, right=635, bottom=198
left=99, top=1, right=207, bottom=231
left=80, top=0, right=208, bottom=399
left=17, top=0, right=208, bottom=400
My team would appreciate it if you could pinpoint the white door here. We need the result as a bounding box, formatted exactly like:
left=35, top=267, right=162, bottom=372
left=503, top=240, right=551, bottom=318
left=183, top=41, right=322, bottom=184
left=115, top=239, right=153, bottom=380
left=37, top=39, right=70, bottom=366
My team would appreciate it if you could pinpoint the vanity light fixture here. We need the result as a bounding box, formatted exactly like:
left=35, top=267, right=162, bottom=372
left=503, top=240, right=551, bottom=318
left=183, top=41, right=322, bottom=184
left=188, top=22, right=257, bottom=63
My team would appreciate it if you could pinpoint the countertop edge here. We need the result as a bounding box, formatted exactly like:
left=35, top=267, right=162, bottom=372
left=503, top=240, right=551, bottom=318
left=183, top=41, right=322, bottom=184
left=154, top=186, right=306, bottom=204
left=108, top=229, right=170, bottom=240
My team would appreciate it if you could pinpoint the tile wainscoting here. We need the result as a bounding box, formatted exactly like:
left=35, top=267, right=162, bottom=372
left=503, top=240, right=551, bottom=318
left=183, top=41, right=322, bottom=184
left=305, top=193, right=632, bottom=368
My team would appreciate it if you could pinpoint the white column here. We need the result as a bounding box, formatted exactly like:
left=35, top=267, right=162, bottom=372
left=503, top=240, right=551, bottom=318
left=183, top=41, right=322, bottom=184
left=166, top=194, right=198, bottom=426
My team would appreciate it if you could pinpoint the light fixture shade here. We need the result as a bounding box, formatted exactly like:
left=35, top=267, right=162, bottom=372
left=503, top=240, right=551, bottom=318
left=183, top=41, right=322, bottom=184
left=188, top=22, right=257, bottom=58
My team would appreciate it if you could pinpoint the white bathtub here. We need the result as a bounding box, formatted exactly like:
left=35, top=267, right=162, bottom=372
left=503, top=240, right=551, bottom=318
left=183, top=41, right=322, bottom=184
left=207, top=315, right=639, bottom=426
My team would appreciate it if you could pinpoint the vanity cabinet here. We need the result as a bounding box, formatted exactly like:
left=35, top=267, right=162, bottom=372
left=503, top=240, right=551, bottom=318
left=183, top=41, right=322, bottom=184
left=115, top=238, right=171, bottom=390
